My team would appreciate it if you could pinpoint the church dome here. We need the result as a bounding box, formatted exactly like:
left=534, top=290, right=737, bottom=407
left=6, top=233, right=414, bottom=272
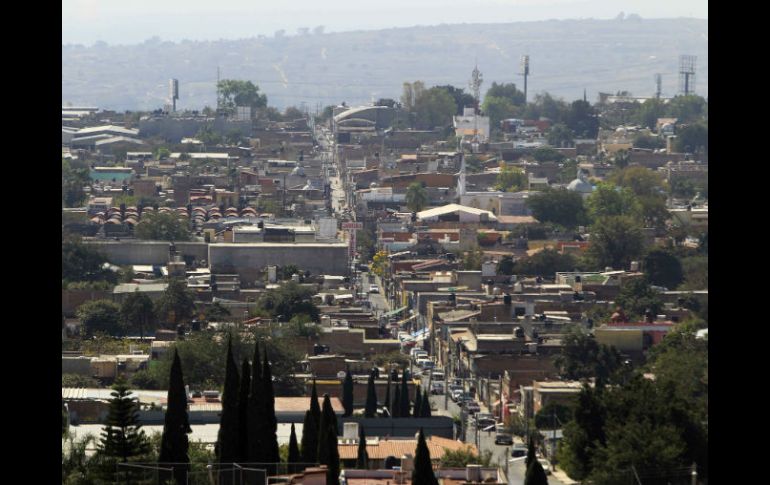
left=567, top=177, right=593, bottom=193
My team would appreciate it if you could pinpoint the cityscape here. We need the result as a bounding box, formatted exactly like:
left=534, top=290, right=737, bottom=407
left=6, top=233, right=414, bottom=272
left=62, top=4, right=708, bottom=485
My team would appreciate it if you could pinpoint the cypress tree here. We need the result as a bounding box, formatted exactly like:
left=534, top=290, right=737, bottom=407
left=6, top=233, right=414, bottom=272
left=99, top=377, right=149, bottom=462
left=216, top=336, right=240, bottom=480
left=413, top=385, right=422, bottom=418
left=524, top=457, right=549, bottom=485
left=393, top=382, right=402, bottom=418
left=247, top=340, right=263, bottom=463
left=261, top=348, right=280, bottom=475
left=364, top=369, right=378, bottom=418
left=420, top=390, right=432, bottom=418
left=310, top=379, right=321, bottom=426
left=399, top=369, right=410, bottom=418
left=288, top=423, right=301, bottom=474
left=412, top=428, right=438, bottom=485
left=355, top=424, right=369, bottom=470
left=300, top=409, right=318, bottom=464
left=159, top=349, right=191, bottom=485
left=342, top=368, right=354, bottom=417
left=525, top=435, right=536, bottom=468
left=317, top=394, right=340, bottom=485
left=237, top=358, right=251, bottom=462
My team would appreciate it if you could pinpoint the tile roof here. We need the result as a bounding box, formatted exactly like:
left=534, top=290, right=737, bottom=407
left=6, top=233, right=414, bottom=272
left=338, top=436, right=473, bottom=460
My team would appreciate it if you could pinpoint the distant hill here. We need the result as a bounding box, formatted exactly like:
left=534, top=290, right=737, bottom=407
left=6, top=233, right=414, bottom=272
left=62, top=18, right=708, bottom=111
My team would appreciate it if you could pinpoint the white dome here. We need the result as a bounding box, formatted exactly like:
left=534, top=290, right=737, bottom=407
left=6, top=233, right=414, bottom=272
left=567, top=177, right=593, bottom=193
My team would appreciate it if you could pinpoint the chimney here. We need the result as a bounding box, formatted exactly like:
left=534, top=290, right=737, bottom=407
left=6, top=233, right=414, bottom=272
left=466, top=464, right=482, bottom=483
left=400, top=453, right=414, bottom=472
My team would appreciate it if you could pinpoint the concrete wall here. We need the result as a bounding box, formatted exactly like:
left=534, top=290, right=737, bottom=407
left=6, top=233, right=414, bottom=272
left=341, top=416, right=454, bottom=439
left=62, top=289, right=112, bottom=316
left=208, top=243, right=348, bottom=282
left=138, top=118, right=252, bottom=143
left=85, top=241, right=208, bottom=265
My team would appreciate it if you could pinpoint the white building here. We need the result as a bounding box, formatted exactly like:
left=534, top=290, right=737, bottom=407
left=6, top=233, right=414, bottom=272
left=453, top=108, right=490, bottom=143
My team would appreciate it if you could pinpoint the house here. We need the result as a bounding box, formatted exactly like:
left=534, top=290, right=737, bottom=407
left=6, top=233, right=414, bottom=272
left=454, top=108, right=491, bottom=142
left=417, top=204, right=497, bottom=223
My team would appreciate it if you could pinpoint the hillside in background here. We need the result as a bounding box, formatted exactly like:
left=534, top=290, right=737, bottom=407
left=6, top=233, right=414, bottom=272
left=62, top=18, right=708, bottom=112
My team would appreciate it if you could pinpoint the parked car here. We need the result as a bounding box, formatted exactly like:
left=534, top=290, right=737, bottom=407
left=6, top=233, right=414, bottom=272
left=369, top=285, right=380, bottom=293
left=538, top=458, right=552, bottom=475
left=430, top=382, right=444, bottom=395
left=476, top=414, right=496, bottom=428
left=450, top=389, right=464, bottom=402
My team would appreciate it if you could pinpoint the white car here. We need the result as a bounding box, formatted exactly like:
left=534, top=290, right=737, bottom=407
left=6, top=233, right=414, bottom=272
left=538, top=458, right=552, bottom=475
left=369, top=285, right=380, bottom=293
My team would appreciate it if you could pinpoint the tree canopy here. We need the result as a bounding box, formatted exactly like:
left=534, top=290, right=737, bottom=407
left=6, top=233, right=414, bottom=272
left=78, top=299, right=123, bottom=337
left=526, top=189, right=587, bottom=228
left=217, top=79, right=268, bottom=114
left=135, top=212, right=191, bottom=241
left=586, top=216, right=645, bottom=270
left=258, top=281, right=320, bottom=322
left=406, top=182, right=429, bottom=213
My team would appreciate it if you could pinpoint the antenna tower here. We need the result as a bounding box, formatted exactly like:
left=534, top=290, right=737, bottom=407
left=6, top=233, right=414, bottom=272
left=216, top=66, right=221, bottom=114
left=521, top=55, right=530, bottom=104
left=678, top=55, right=696, bottom=96
left=655, top=74, right=662, bottom=99
left=469, top=62, right=483, bottom=113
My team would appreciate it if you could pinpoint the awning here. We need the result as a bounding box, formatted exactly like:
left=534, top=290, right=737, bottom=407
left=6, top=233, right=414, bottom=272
left=382, top=306, right=408, bottom=318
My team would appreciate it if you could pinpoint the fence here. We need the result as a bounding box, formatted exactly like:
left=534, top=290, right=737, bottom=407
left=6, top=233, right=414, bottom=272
left=115, top=462, right=319, bottom=485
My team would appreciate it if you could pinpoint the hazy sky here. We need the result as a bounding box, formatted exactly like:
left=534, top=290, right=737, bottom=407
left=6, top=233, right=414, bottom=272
left=62, top=0, right=707, bottom=45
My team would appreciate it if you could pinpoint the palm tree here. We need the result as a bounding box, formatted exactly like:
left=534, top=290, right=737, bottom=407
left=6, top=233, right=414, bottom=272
left=406, top=182, right=428, bottom=213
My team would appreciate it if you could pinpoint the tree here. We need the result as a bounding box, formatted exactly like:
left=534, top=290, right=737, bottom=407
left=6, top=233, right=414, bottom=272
left=288, top=423, right=301, bottom=473
left=342, top=369, right=354, bottom=417
left=611, top=149, right=630, bottom=169
left=525, top=435, right=536, bottom=468
left=78, top=299, right=123, bottom=337
left=547, top=123, right=575, bottom=147
left=435, top=85, right=476, bottom=115
left=524, top=456, right=549, bottom=485
left=439, top=446, right=489, bottom=467
left=356, top=425, right=369, bottom=469
left=608, top=166, right=666, bottom=198
left=247, top=341, right=264, bottom=463
left=494, top=164, right=526, bottom=192
left=587, top=216, right=645, bottom=270
left=420, top=390, right=432, bottom=418
left=485, top=82, right=526, bottom=106
left=614, top=278, right=664, bottom=319
left=159, top=350, right=191, bottom=485
left=62, top=159, right=90, bottom=207
left=532, top=146, right=565, bottom=163
left=666, top=95, right=707, bottom=124
left=62, top=237, right=117, bottom=284
left=364, top=369, right=378, bottom=417
left=120, top=291, right=156, bottom=340
left=526, top=189, right=587, bottom=228
left=643, top=250, right=684, bottom=289
left=217, top=79, right=267, bottom=114
left=384, top=372, right=392, bottom=414
left=155, top=278, right=196, bottom=328
left=565, top=99, right=599, bottom=138
left=135, top=212, right=190, bottom=241
left=414, top=87, right=456, bottom=129
left=554, top=328, right=623, bottom=385
left=634, top=98, right=667, bottom=129
left=391, top=381, right=401, bottom=418
left=204, top=302, right=231, bottom=322
left=371, top=251, right=389, bottom=278
left=675, top=122, right=708, bottom=154
left=513, top=249, right=577, bottom=277
left=585, top=183, right=640, bottom=222
left=258, top=281, right=320, bottom=322
left=413, top=385, right=422, bottom=418
left=317, top=394, right=340, bottom=485
left=558, top=385, right=605, bottom=481
left=399, top=369, right=411, bottom=417
left=216, top=337, right=240, bottom=480
left=401, top=81, right=426, bottom=113
left=261, top=349, right=281, bottom=474
left=412, top=428, right=438, bottom=485
left=238, top=358, right=251, bottom=462
left=406, top=182, right=428, bottom=213
left=482, top=96, right=518, bottom=131
left=300, top=380, right=321, bottom=463
left=497, top=255, right=515, bottom=275
left=98, top=377, right=150, bottom=462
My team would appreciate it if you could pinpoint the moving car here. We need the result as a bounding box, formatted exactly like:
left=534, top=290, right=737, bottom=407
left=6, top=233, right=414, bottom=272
left=538, top=458, right=552, bottom=474
left=430, top=381, right=444, bottom=395
left=463, top=400, right=481, bottom=414
left=494, top=425, right=513, bottom=445
left=511, top=444, right=528, bottom=458
left=369, top=285, right=380, bottom=293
